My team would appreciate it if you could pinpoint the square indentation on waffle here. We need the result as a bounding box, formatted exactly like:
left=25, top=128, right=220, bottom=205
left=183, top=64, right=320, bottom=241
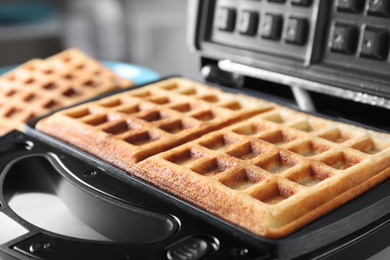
left=165, top=147, right=207, bottom=166
left=219, top=100, right=244, bottom=111
left=190, top=108, right=241, bottom=123
left=65, top=105, right=116, bottom=125
left=199, top=133, right=239, bottom=150
left=190, top=157, right=236, bottom=177
left=137, top=110, right=174, bottom=123
left=286, top=139, right=331, bottom=158
left=287, top=164, right=334, bottom=187
left=169, top=102, right=205, bottom=113
left=64, top=106, right=100, bottom=119
left=1, top=106, right=28, bottom=121
left=159, top=119, right=197, bottom=134
left=249, top=181, right=297, bottom=205
left=124, top=131, right=162, bottom=146
left=319, top=151, right=364, bottom=170
left=102, top=120, right=141, bottom=135
left=349, top=137, right=390, bottom=155
left=289, top=118, right=330, bottom=133
left=82, top=112, right=111, bottom=126
left=218, top=168, right=265, bottom=190
left=257, top=129, right=300, bottom=146
left=316, top=127, right=361, bottom=144
left=226, top=141, right=269, bottom=161
left=255, top=150, right=300, bottom=174
left=232, top=121, right=270, bottom=136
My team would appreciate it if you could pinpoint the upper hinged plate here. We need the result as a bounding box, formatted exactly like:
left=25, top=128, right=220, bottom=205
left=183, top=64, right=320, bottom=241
left=188, top=0, right=390, bottom=107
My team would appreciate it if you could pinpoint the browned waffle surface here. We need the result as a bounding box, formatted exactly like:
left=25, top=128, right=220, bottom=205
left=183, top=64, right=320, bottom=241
left=138, top=108, right=390, bottom=238
left=36, top=77, right=390, bottom=239
left=0, top=48, right=133, bottom=135
left=36, top=78, right=273, bottom=163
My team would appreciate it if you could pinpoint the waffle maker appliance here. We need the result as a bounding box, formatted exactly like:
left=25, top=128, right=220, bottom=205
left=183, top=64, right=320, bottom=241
left=1, top=0, right=390, bottom=259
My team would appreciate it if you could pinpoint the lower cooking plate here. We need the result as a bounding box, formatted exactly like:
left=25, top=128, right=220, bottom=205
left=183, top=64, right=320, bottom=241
left=1, top=77, right=390, bottom=259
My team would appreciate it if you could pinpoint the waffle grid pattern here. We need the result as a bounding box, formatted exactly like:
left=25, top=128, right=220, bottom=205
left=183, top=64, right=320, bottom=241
left=0, top=48, right=132, bottom=135
left=52, top=78, right=274, bottom=163
left=139, top=106, right=390, bottom=236
left=36, top=77, right=390, bottom=238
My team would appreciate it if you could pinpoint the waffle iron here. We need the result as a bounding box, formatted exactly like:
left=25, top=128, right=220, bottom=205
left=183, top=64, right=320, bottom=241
left=2, top=0, right=390, bottom=259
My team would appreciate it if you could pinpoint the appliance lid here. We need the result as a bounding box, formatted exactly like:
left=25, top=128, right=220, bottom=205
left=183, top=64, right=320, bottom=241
left=188, top=0, right=390, bottom=110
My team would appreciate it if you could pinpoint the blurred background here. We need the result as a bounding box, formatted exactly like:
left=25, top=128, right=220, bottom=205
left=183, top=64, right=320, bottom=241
left=0, top=0, right=201, bottom=79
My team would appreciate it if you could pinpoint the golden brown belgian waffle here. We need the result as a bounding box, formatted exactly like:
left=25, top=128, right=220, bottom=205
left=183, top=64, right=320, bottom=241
left=36, top=77, right=390, bottom=239
left=0, top=48, right=133, bottom=135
